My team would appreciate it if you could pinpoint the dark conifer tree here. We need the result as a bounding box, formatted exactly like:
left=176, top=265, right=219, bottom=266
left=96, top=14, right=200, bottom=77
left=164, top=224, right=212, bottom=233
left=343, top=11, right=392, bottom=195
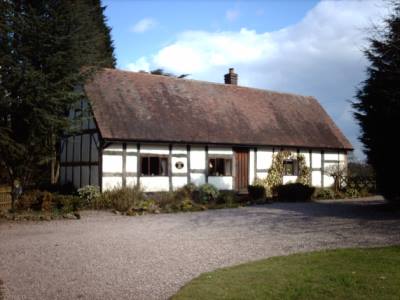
left=353, top=2, right=400, bottom=201
left=0, top=0, right=115, bottom=207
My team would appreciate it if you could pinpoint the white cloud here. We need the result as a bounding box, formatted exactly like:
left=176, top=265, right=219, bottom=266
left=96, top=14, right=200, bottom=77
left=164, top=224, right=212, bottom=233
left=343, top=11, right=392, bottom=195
left=126, top=57, right=150, bottom=72
left=130, top=18, right=157, bottom=33
left=226, top=9, right=239, bottom=22
left=124, top=1, right=390, bottom=159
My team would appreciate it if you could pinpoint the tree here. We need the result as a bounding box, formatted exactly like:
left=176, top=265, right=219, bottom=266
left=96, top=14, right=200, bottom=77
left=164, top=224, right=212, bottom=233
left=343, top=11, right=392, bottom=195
left=325, top=164, right=347, bottom=193
left=352, top=2, right=400, bottom=201
left=0, top=0, right=115, bottom=209
left=148, top=68, right=190, bottom=78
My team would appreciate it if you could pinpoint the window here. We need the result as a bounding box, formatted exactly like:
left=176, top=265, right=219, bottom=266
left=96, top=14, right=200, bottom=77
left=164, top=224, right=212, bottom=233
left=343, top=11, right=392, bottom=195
left=283, top=159, right=298, bottom=176
left=208, top=158, right=232, bottom=176
left=141, top=156, right=168, bottom=176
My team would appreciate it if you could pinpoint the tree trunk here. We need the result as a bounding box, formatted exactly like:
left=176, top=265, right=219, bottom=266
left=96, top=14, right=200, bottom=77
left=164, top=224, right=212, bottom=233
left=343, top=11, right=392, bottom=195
left=50, top=135, right=60, bottom=184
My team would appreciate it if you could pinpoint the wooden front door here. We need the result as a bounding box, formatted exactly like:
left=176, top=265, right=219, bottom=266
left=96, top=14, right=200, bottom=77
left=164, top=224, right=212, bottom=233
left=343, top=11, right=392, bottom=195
left=234, top=148, right=249, bottom=192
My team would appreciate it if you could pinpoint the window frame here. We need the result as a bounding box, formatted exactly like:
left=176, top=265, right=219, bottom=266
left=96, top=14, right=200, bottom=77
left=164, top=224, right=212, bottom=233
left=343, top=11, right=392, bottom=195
left=283, top=159, right=298, bottom=176
left=140, top=155, right=169, bottom=176
left=208, top=157, right=233, bottom=176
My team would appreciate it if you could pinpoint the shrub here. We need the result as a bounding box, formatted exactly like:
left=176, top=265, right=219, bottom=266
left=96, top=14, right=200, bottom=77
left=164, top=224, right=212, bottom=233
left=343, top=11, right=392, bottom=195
left=197, top=184, right=219, bottom=204
left=99, top=185, right=145, bottom=212
left=134, top=198, right=159, bottom=213
left=174, top=184, right=196, bottom=201
left=52, top=194, right=81, bottom=213
left=345, top=187, right=360, bottom=198
left=59, top=182, right=77, bottom=195
left=77, top=185, right=101, bottom=207
left=41, top=191, right=53, bottom=212
left=16, top=190, right=54, bottom=211
left=180, top=183, right=198, bottom=195
left=313, top=188, right=335, bottom=200
left=181, top=198, right=194, bottom=211
left=16, top=190, right=42, bottom=211
left=275, top=183, right=315, bottom=202
left=149, top=191, right=176, bottom=212
left=248, top=185, right=266, bottom=201
left=266, top=151, right=311, bottom=191
left=217, top=190, right=239, bottom=207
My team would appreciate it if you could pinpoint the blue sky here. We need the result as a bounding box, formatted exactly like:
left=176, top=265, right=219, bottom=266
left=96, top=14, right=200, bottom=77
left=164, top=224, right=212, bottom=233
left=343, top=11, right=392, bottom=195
left=103, top=0, right=319, bottom=67
left=103, top=0, right=389, bottom=160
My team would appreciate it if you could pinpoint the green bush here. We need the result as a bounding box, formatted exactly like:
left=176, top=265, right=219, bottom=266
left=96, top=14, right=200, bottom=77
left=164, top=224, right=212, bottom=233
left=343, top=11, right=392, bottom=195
left=99, top=185, right=145, bottom=212
left=313, top=188, right=335, bottom=200
left=248, top=185, right=266, bottom=201
left=181, top=198, right=194, bottom=211
left=52, top=194, right=81, bottom=213
left=41, top=191, right=53, bottom=212
left=197, top=184, right=219, bottom=204
left=59, top=182, right=77, bottom=195
left=275, top=183, right=315, bottom=202
left=217, top=190, right=239, bottom=207
left=345, top=187, right=360, bottom=198
left=16, top=190, right=54, bottom=211
left=16, top=190, right=42, bottom=211
left=150, top=191, right=179, bottom=212
left=77, top=185, right=101, bottom=207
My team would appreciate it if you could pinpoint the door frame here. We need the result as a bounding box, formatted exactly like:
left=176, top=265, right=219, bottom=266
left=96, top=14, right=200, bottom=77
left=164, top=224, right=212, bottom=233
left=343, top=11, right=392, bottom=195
left=233, top=147, right=250, bottom=192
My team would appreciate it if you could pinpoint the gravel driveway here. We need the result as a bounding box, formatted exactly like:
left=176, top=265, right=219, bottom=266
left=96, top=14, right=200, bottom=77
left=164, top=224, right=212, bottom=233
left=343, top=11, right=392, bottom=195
left=1, top=197, right=399, bottom=300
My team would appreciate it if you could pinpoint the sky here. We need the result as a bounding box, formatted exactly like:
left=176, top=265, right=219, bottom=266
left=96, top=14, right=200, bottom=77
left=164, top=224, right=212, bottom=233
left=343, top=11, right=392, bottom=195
left=102, top=0, right=391, bottom=160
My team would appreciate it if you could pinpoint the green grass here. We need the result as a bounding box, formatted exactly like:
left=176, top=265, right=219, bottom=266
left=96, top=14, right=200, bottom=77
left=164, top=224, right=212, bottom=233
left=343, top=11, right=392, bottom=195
left=173, top=246, right=400, bottom=300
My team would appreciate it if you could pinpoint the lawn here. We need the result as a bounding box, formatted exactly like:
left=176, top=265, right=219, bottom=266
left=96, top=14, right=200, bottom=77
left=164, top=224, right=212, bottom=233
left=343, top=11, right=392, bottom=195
left=173, top=246, right=400, bottom=300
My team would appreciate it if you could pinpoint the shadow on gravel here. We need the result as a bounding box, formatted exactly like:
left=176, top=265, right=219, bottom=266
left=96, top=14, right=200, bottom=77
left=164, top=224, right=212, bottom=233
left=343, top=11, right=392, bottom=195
left=0, top=279, right=4, bottom=300
left=268, top=200, right=400, bottom=221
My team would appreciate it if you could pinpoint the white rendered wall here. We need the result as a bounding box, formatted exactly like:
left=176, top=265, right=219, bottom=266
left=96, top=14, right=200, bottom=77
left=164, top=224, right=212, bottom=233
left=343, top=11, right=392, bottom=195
left=323, top=161, right=338, bottom=187
left=312, top=171, right=322, bottom=187
left=324, top=151, right=339, bottom=161
left=140, top=144, right=169, bottom=155
left=126, top=156, right=137, bottom=173
left=98, top=143, right=348, bottom=192
left=103, top=155, right=123, bottom=173
left=256, top=148, right=273, bottom=170
left=126, top=177, right=137, bottom=187
left=208, top=176, right=233, bottom=190
left=190, top=147, right=206, bottom=170
left=102, top=143, right=124, bottom=191
left=172, top=146, right=187, bottom=155
left=140, top=177, right=169, bottom=192
left=256, top=148, right=273, bottom=179
left=311, top=151, right=322, bottom=169
left=283, top=175, right=298, bottom=185
left=103, top=177, right=122, bottom=191
left=172, top=157, right=187, bottom=174
left=249, top=149, right=255, bottom=184
left=190, top=173, right=206, bottom=185
left=208, top=147, right=233, bottom=155
left=172, top=177, right=188, bottom=190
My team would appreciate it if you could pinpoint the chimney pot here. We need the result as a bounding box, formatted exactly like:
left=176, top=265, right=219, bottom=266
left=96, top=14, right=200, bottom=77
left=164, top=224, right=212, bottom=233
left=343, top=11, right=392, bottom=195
left=224, top=67, right=238, bottom=85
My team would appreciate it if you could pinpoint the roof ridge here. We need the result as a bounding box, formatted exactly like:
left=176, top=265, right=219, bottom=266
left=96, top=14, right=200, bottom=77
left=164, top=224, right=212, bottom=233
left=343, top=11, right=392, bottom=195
left=102, top=68, right=314, bottom=100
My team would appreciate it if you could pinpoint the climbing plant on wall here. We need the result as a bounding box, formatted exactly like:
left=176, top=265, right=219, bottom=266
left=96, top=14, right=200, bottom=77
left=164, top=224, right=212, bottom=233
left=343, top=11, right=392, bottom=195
left=254, top=151, right=311, bottom=194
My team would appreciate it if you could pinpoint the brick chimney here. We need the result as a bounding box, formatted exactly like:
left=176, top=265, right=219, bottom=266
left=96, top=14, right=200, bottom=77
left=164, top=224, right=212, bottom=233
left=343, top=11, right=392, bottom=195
left=224, top=68, right=238, bottom=85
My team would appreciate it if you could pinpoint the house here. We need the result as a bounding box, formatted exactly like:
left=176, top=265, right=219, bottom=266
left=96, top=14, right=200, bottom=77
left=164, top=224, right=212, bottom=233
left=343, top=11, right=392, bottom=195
left=59, top=68, right=352, bottom=192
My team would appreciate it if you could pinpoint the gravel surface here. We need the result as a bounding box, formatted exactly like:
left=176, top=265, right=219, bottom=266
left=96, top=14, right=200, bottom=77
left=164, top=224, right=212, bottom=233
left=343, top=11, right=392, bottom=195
left=1, top=197, right=399, bottom=299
